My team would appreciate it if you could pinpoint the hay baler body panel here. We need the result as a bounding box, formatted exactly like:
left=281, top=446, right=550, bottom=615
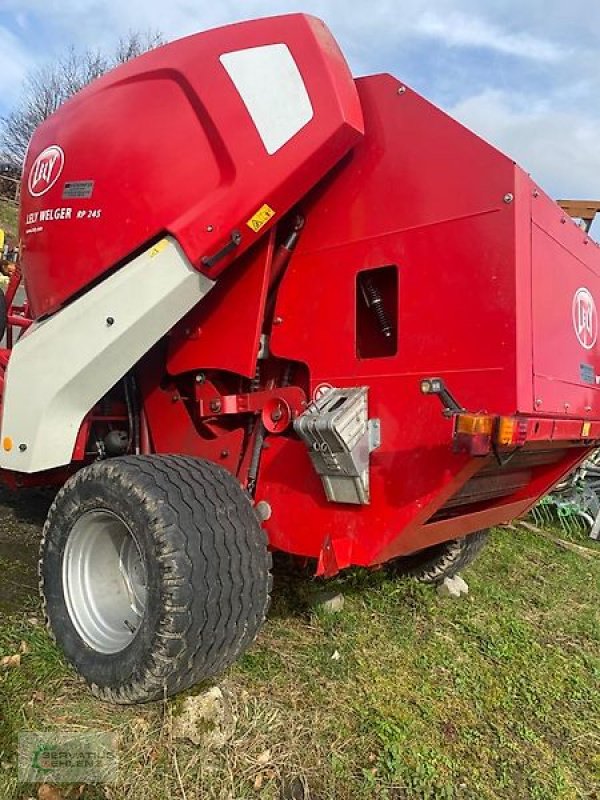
left=4, top=16, right=600, bottom=573
left=256, top=75, right=600, bottom=567
left=19, top=13, right=363, bottom=319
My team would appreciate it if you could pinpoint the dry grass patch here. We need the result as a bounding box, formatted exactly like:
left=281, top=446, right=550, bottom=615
left=0, top=525, right=599, bottom=799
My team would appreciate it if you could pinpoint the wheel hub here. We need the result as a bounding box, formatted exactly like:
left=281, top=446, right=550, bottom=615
left=62, top=510, right=147, bottom=654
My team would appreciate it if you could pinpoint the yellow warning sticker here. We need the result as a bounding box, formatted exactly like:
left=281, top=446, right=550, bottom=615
left=149, top=239, right=169, bottom=258
left=582, top=421, right=592, bottom=437
left=246, top=204, right=275, bottom=233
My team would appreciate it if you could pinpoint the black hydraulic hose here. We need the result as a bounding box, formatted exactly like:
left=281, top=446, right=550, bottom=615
left=123, top=374, right=141, bottom=455
left=247, top=422, right=266, bottom=496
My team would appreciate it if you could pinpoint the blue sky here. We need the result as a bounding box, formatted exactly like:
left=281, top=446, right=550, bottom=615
left=0, top=0, right=599, bottom=201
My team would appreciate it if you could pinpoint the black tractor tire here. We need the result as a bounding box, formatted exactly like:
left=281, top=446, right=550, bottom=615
left=386, top=530, right=489, bottom=584
left=39, top=455, right=271, bottom=704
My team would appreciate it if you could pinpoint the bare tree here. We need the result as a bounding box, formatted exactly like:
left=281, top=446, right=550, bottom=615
left=0, top=30, right=164, bottom=170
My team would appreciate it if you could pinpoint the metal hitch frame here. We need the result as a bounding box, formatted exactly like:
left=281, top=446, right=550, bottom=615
left=294, top=386, right=381, bottom=505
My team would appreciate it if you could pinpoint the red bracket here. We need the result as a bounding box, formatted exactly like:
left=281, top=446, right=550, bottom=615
left=194, top=380, right=306, bottom=433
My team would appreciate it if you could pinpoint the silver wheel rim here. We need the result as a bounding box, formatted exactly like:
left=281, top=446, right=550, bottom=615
left=62, top=510, right=147, bottom=654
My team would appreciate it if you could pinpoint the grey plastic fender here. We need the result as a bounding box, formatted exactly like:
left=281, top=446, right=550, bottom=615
left=0, top=237, right=213, bottom=473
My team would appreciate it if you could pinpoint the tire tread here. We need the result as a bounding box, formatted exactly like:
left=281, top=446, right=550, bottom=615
left=39, top=455, right=270, bottom=704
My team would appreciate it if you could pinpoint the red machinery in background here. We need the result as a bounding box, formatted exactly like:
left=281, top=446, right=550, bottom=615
left=1, top=14, right=599, bottom=703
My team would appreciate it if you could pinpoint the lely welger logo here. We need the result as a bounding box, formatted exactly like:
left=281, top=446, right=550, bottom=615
left=28, top=145, right=65, bottom=197
left=572, top=287, right=597, bottom=350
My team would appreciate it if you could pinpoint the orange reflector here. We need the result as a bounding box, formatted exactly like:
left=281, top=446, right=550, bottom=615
left=497, top=416, right=516, bottom=446
left=455, top=414, right=493, bottom=436
left=582, top=421, right=592, bottom=438
left=2, top=437, right=12, bottom=452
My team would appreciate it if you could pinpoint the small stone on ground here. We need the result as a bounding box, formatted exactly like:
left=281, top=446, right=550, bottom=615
left=312, top=590, right=345, bottom=614
left=172, top=686, right=235, bottom=748
left=437, top=575, right=469, bottom=598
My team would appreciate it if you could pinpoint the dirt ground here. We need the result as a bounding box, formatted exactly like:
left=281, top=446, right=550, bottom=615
left=0, top=489, right=598, bottom=799
left=0, top=487, right=52, bottom=614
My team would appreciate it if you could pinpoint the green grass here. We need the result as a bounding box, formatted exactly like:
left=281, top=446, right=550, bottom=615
left=1, top=525, right=599, bottom=799
left=0, top=200, right=18, bottom=238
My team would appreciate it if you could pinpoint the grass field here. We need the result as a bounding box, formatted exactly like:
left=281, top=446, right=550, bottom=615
left=0, top=495, right=598, bottom=800
left=0, top=201, right=18, bottom=238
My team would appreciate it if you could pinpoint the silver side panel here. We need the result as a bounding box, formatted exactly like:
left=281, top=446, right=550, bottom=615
left=0, top=237, right=214, bottom=473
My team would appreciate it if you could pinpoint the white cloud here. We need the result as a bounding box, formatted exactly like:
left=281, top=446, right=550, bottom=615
left=413, top=10, right=565, bottom=62
left=14, top=13, right=28, bottom=31
left=0, top=2, right=573, bottom=73
left=1, top=0, right=599, bottom=200
left=0, top=25, right=34, bottom=106
left=450, top=89, right=600, bottom=198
